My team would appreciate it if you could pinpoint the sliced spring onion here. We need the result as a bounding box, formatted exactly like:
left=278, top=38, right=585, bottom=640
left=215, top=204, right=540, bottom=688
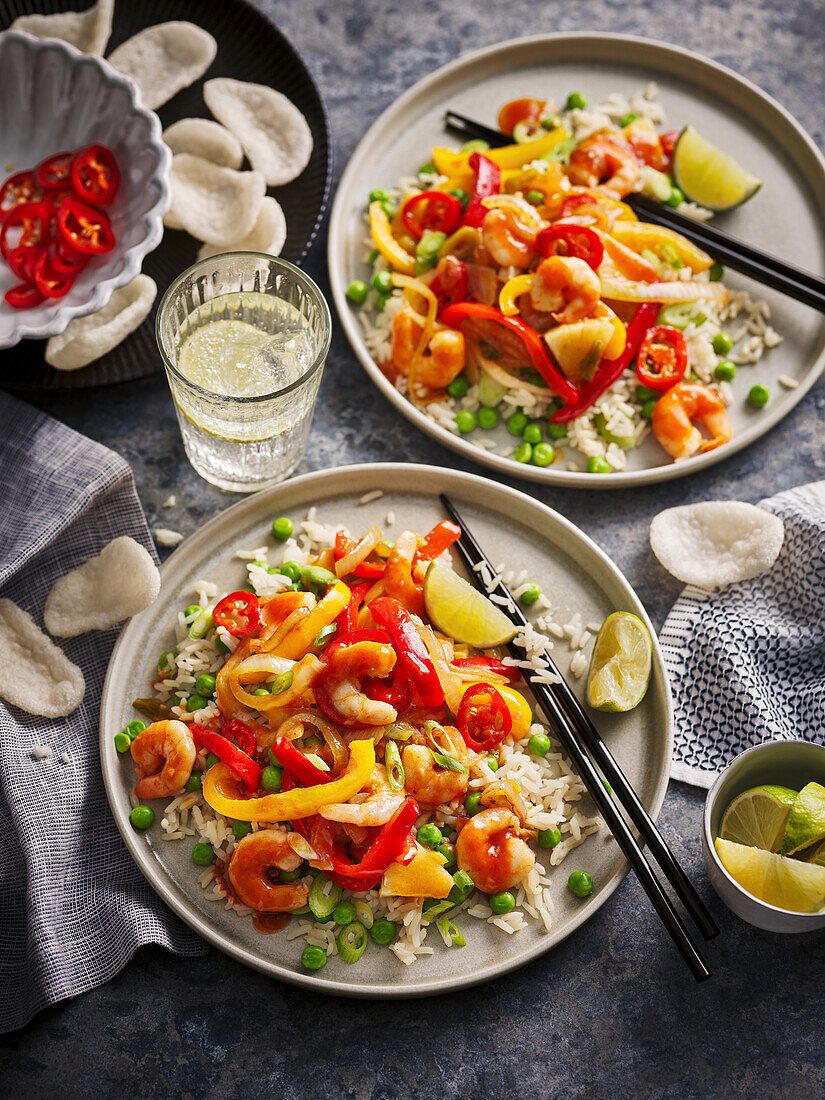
left=436, top=917, right=466, bottom=947
left=478, top=371, right=508, bottom=407
left=659, top=242, right=683, bottom=269
left=382, top=721, right=417, bottom=741
left=269, top=669, right=294, bottom=697
left=336, top=920, right=368, bottom=963
left=354, top=901, right=374, bottom=929
left=313, top=624, right=337, bottom=649
left=656, top=302, right=708, bottom=329
left=188, top=609, right=214, bottom=640
left=543, top=136, right=577, bottom=164
left=308, top=873, right=342, bottom=921
left=425, top=725, right=468, bottom=775
left=448, top=870, right=475, bottom=905
left=428, top=747, right=468, bottom=775
left=422, top=898, right=454, bottom=924
left=385, top=740, right=405, bottom=791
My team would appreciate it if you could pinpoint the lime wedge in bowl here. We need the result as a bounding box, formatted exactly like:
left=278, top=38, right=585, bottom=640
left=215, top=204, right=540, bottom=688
left=715, top=838, right=825, bottom=913
left=422, top=561, right=518, bottom=648
left=671, top=125, right=762, bottom=211
left=718, top=785, right=796, bottom=852
left=585, top=611, right=652, bottom=712
left=780, top=781, right=825, bottom=855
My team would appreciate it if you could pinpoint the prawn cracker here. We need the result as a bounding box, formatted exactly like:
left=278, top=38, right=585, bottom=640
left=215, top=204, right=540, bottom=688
left=203, top=78, right=313, bottom=186
left=0, top=599, right=85, bottom=718
left=11, top=0, right=114, bottom=55
left=168, top=154, right=265, bottom=246
left=163, top=118, right=243, bottom=170
left=46, top=275, right=157, bottom=371
left=650, top=501, right=785, bottom=588
left=44, top=536, right=160, bottom=638
left=108, top=22, right=217, bottom=111
left=198, top=195, right=286, bottom=261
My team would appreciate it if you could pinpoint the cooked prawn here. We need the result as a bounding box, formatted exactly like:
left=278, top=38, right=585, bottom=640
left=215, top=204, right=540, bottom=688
left=402, top=726, right=470, bottom=804
left=530, top=255, right=601, bottom=324
left=567, top=135, right=640, bottom=198
left=319, top=763, right=405, bottom=826
left=481, top=207, right=537, bottom=267
left=325, top=639, right=398, bottom=725
left=130, top=720, right=196, bottom=799
left=651, top=381, right=733, bottom=460
left=391, top=312, right=466, bottom=390
left=383, top=530, right=425, bottom=616
left=227, top=827, right=310, bottom=912
left=455, top=806, right=535, bottom=894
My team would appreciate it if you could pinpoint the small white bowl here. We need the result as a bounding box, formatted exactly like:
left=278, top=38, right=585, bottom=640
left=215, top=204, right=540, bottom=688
left=703, top=739, right=825, bottom=933
left=0, top=30, right=171, bottom=348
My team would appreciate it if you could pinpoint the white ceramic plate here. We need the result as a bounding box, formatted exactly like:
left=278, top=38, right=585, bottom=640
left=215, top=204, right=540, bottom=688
left=100, top=464, right=673, bottom=996
left=328, top=33, right=825, bottom=487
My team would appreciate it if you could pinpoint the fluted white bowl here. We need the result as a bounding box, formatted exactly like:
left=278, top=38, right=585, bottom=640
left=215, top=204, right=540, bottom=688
left=0, top=30, right=171, bottom=348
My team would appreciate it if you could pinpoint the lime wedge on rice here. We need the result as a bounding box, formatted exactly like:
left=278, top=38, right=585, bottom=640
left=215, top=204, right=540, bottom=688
left=671, top=125, right=762, bottom=211
left=585, top=612, right=652, bottom=712
left=780, top=781, right=825, bottom=856
left=718, top=785, right=797, bottom=852
left=715, top=838, right=825, bottom=912
left=422, top=561, right=517, bottom=648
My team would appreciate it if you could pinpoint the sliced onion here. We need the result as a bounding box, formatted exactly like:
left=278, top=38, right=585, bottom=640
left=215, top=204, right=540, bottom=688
left=288, top=833, right=319, bottom=861
left=335, top=524, right=382, bottom=578
left=451, top=663, right=510, bottom=684
left=233, top=654, right=294, bottom=681
left=274, top=708, right=348, bottom=775
left=415, top=621, right=463, bottom=714
left=475, top=347, right=550, bottom=397
left=466, top=262, right=498, bottom=305
left=600, top=274, right=729, bottom=303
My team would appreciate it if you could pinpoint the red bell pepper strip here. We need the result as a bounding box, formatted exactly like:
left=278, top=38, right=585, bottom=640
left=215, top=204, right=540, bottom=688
left=368, top=597, right=444, bottom=708
left=440, top=301, right=579, bottom=404
left=550, top=302, right=660, bottom=423
left=536, top=223, right=604, bottom=272
left=660, top=129, right=679, bottom=161
left=270, top=736, right=334, bottom=786
left=220, top=718, right=257, bottom=758
left=4, top=283, right=45, bottom=310
left=334, top=531, right=386, bottom=579
left=334, top=580, right=373, bottom=637
left=463, top=152, right=501, bottom=228
left=191, top=724, right=262, bottom=792
left=401, top=191, right=463, bottom=240
left=34, top=151, right=73, bottom=192
left=635, top=324, right=688, bottom=391
left=453, top=656, right=521, bottom=682
left=70, top=144, right=120, bottom=206
left=362, top=666, right=412, bottom=712
left=458, top=683, right=512, bottom=752
left=413, top=520, right=461, bottom=563
left=57, top=197, right=115, bottom=255
left=213, top=590, right=261, bottom=636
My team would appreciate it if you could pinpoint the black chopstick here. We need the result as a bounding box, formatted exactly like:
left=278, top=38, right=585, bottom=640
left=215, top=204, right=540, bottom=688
left=444, top=110, right=825, bottom=314
left=440, top=494, right=716, bottom=983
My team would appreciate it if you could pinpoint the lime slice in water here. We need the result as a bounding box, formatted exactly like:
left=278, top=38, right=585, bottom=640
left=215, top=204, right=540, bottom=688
left=715, top=838, right=825, bottom=913
left=422, top=561, right=518, bottom=648
left=671, top=125, right=762, bottom=211
left=585, top=612, right=652, bottom=712
left=780, top=781, right=825, bottom=856
left=178, top=319, right=274, bottom=397
left=718, top=785, right=796, bottom=852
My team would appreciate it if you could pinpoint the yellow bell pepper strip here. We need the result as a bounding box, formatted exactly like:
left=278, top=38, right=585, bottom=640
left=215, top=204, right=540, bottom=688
left=498, top=274, right=534, bottom=317
left=202, top=737, right=376, bottom=822
left=594, top=302, right=627, bottom=360
left=380, top=845, right=454, bottom=899
left=432, top=124, right=569, bottom=178
left=609, top=221, right=713, bottom=273
left=368, top=201, right=416, bottom=274
left=459, top=680, right=533, bottom=740
left=274, top=580, right=351, bottom=660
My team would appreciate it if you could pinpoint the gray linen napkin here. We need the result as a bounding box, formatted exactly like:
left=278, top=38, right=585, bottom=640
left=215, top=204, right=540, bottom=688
left=659, top=481, right=825, bottom=788
left=0, top=391, right=206, bottom=1034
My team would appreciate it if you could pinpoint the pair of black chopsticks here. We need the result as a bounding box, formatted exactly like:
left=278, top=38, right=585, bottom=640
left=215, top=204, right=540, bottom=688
left=441, top=494, right=719, bottom=983
left=444, top=110, right=825, bottom=313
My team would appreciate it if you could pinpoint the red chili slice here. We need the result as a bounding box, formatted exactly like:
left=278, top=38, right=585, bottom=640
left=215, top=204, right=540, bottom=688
left=4, top=282, right=45, bottom=310
left=536, top=223, right=604, bottom=272
left=212, top=591, right=261, bottom=637
left=401, top=190, right=463, bottom=240
left=0, top=201, right=52, bottom=261
left=6, top=244, right=42, bottom=282
left=47, top=237, right=89, bottom=278
left=635, top=324, right=688, bottom=391
left=0, top=170, right=40, bottom=218
left=34, top=152, right=73, bottom=192
left=57, top=197, right=115, bottom=255
left=457, top=683, right=512, bottom=752
left=70, top=144, right=120, bottom=206
left=33, top=248, right=75, bottom=299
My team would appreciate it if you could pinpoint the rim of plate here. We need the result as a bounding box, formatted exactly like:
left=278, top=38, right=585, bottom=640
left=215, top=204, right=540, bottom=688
left=328, top=32, right=825, bottom=488
left=100, top=462, right=673, bottom=997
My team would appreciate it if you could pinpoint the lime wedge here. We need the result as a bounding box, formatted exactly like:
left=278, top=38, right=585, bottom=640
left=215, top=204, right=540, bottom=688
left=715, top=838, right=825, bottom=913
left=422, top=561, right=518, bottom=648
left=805, top=839, right=825, bottom=867
left=671, top=125, right=762, bottom=211
left=780, top=781, right=825, bottom=855
left=718, top=785, right=796, bottom=852
left=585, top=612, right=652, bottom=712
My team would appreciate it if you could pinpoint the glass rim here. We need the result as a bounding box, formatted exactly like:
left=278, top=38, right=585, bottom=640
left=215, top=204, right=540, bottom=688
left=155, top=251, right=333, bottom=404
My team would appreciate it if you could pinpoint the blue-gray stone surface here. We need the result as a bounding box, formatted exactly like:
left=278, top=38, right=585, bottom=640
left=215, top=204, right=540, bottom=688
left=3, top=0, right=824, bottom=1095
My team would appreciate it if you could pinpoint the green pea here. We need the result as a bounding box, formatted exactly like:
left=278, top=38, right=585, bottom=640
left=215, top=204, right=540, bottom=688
left=333, top=900, right=357, bottom=925
left=184, top=774, right=203, bottom=793
left=272, top=517, right=293, bottom=541
left=301, top=564, right=337, bottom=591
left=372, top=271, right=393, bottom=295
left=525, top=189, right=545, bottom=205
left=184, top=604, right=202, bottom=619
left=417, top=823, right=443, bottom=849
left=455, top=410, right=477, bottom=433
left=369, top=188, right=391, bottom=204
left=542, top=116, right=560, bottom=130
left=485, top=753, right=499, bottom=772
left=587, top=456, right=612, bottom=474
left=532, top=443, right=555, bottom=467
left=186, top=693, right=208, bottom=713
left=279, top=867, right=303, bottom=882
left=368, top=248, right=379, bottom=265
left=130, top=805, right=155, bottom=830
left=478, top=406, right=499, bottom=430
left=232, top=820, right=252, bottom=839
left=157, top=651, right=177, bottom=677
left=641, top=399, right=658, bottom=421
left=114, top=732, right=131, bottom=753
left=125, top=719, right=146, bottom=740
left=192, top=842, right=214, bottom=866
left=447, top=374, right=470, bottom=398
left=376, top=292, right=392, bottom=312
left=748, top=384, right=769, bottom=408
left=460, top=139, right=489, bottom=153
left=489, top=890, right=515, bottom=914
left=464, top=792, right=482, bottom=816
left=513, top=442, right=533, bottom=463
left=520, top=583, right=541, bottom=605
left=346, top=280, right=368, bottom=304
left=507, top=410, right=529, bottom=435
left=712, top=331, right=733, bottom=355
left=528, top=731, right=551, bottom=756
left=568, top=871, right=593, bottom=897
left=277, top=561, right=302, bottom=583
left=709, top=261, right=724, bottom=282
left=215, top=636, right=230, bottom=656
left=714, top=360, right=736, bottom=382
left=547, top=421, right=567, bottom=439
left=261, top=766, right=283, bottom=792
left=619, top=112, right=638, bottom=127
left=565, top=92, right=587, bottom=110
left=252, top=687, right=270, bottom=697
left=205, top=752, right=221, bottom=770
left=370, top=918, right=397, bottom=945
left=195, top=673, right=216, bottom=698
left=448, top=188, right=469, bottom=207
left=523, top=422, right=542, bottom=445
left=301, top=944, right=327, bottom=970
left=538, top=827, right=562, bottom=849
left=666, top=185, right=683, bottom=208
left=635, top=384, right=660, bottom=403
left=172, top=695, right=184, bottom=708
left=380, top=200, right=396, bottom=220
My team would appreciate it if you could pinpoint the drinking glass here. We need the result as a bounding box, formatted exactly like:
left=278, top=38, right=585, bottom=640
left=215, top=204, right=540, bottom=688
left=156, top=253, right=332, bottom=492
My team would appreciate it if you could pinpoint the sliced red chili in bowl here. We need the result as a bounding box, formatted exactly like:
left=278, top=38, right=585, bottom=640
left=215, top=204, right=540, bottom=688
left=57, top=197, right=115, bottom=255
left=47, top=237, right=89, bottom=278
left=4, top=282, right=46, bottom=310
left=0, top=171, right=39, bottom=218
left=6, top=244, right=42, bottom=282
left=33, top=248, right=75, bottom=299
left=70, top=144, right=120, bottom=206
left=212, top=591, right=261, bottom=637
left=635, top=324, right=688, bottom=391
left=34, top=151, right=73, bottom=192
left=0, top=201, right=52, bottom=261
left=401, top=191, right=463, bottom=240
left=536, top=223, right=604, bottom=272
